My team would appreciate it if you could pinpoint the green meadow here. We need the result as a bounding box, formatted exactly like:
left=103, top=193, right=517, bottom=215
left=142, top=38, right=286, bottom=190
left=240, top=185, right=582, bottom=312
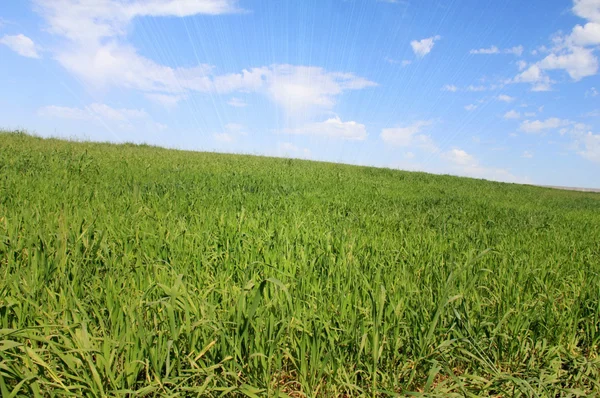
left=1, top=131, right=599, bottom=397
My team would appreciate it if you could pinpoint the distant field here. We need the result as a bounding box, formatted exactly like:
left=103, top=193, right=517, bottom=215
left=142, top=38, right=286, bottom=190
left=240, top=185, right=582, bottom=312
left=1, top=131, right=599, bottom=397
left=537, top=185, right=600, bottom=193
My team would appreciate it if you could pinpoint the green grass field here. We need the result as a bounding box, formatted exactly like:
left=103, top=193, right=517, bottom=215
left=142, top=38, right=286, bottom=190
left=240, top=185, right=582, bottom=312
left=1, top=131, right=599, bottom=397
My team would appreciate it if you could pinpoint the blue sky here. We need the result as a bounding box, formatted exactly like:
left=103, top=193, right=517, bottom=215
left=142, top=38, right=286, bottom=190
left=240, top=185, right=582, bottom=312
left=1, top=0, right=599, bottom=187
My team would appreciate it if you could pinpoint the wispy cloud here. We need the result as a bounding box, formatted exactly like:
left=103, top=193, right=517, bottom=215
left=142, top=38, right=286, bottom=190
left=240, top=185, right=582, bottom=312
left=38, top=103, right=166, bottom=132
left=497, top=94, right=515, bottom=103
left=442, top=148, right=529, bottom=183
left=282, top=117, right=367, bottom=140
left=213, top=123, right=248, bottom=144
left=277, top=142, right=311, bottom=159
left=381, top=120, right=438, bottom=152
left=39, top=103, right=148, bottom=121
left=227, top=97, right=248, bottom=107
left=145, top=94, right=184, bottom=108
left=578, top=132, right=600, bottom=163
left=0, top=34, right=40, bottom=58
left=441, top=84, right=458, bottom=92
left=385, top=57, right=412, bottom=66
left=466, top=85, right=487, bottom=92
left=519, top=118, right=571, bottom=133
left=470, top=45, right=523, bottom=56
left=470, top=46, right=500, bottom=55
left=504, top=110, right=521, bottom=119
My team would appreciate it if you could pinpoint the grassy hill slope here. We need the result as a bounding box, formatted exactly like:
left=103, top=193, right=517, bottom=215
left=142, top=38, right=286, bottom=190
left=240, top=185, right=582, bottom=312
left=1, top=131, right=599, bottom=396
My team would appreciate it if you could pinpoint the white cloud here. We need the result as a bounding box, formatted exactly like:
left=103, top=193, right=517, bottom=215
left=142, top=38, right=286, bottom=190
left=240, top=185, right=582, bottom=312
left=584, top=109, right=600, bottom=117
left=510, top=1, right=600, bottom=89
left=531, top=83, right=553, bottom=92
left=512, top=64, right=553, bottom=91
left=538, top=46, right=598, bottom=81
left=0, top=34, right=40, bottom=58
left=497, top=94, right=515, bottom=102
left=441, top=148, right=528, bottom=183
left=38, top=102, right=165, bottom=132
left=127, top=0, right=241, bottom=17
left=410, top=35, right=441, bottom=57
left=277, top=142, right=311, bottom=158
left=261, top=65, right=376, bottom=113
left=464, top=104, right=477, bottom=111
left=470, top=46, right=500, bottom=55
left=443, top=149, right=475, bottom=166
left=462, top=163, right=530, bottom=183
left=50, top=45, right=376, bottom=113
left=522, top=150, right=534, bottom=158
left=35, top=0, right=375, bottom=114
left=38, top=105, right=90, bottom=120
left=504, top=110, right=521, bottom=119
left=227, top=97, right=247, bottom=107
left=39, top=103, right=148, bottom=121
left=569, top=22, right=600, bottom=46
left=514, top=64, right=543, bottom=83
left=519, top=118, right=571, bottom=133
left=392, top=145, right=528, bottom=184
left=279, top=142, right=298, bottom=152
left=560, top=122, right=590, bottom=136
left=573, top=0, right=600, bottom=24
left=223, top=123, right=246, bottom=134
left=442, top=84, right=458, bottom=92
left=470, top=45, right=523, bottom=56
left=251, top=66, right=377, bottom=111
left=212, top=123, right=248, bottom=143
left=55, top=42, right=214, bottom=93
left=439, top=84, right=495, bottom=92
left=517, top=60, right=528, bottom=71
left=87, top=103, right=147, bottom=120
left=145, top=93, right=183, bottom=108
left=385, top=57, right=411, bottom=66
left=213, top=133, right=235, bottom=143
left=579, top=132, right=600, bottom=162
left=282, top=117, right=367, bottom=140
left=34, top=0, right=241, bottom=45
left=510, top=2, right=600, bottom=89
left=380, top=120, right=438, bottom=151
left=586, top=87, right=599, bottom=97
left=466, top=85, right=487, bottom=92
left=505, top=45, right=524, bottom=56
